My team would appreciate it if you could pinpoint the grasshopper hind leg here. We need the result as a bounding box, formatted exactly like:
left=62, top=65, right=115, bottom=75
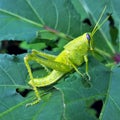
left=24, top=56, right=41, bottom=106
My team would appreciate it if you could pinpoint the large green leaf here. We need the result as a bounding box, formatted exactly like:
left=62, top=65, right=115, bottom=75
left=0, top=54, right=110, bottom=120
left=55, top=56, right=111, bottom=120
left=0, top=0, right=120, bottom=120
left=0, top=54, right=64, bottom=120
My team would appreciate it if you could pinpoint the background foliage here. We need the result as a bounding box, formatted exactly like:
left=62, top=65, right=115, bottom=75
left=0, top=0, right=120, bottom=120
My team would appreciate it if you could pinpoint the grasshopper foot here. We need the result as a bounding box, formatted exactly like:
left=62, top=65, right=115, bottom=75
left=26, top=97, right=41, bottom=107
left=83, top=73, right=91, bottom=81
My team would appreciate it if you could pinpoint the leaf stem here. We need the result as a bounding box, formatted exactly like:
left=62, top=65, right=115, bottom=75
left=44, top=26, right=73, bottom=40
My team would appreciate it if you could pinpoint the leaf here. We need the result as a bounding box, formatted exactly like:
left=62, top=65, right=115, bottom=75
left=0, top=0, right=120, bottom=120
left=20, top=41, right=47, bottom=50
left=99, top=66, right=120, bottom=120
left=0, top=0, right=119, bottom=55
left=0, top=0, right=82, bottom=42
left=55, top=56, right=110, bottom=120
left=0, top=54, right=111, bottom=120
left=0, top=54, right=64, bottom=120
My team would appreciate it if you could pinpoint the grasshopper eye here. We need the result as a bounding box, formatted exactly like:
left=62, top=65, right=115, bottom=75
left=86, top=33, right=91, bottom=41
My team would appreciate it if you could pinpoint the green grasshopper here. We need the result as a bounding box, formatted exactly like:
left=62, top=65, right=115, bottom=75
left=24, top=6, right=109, bottom=106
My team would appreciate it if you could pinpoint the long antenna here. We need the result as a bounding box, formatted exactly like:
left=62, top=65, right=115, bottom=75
left=91, top=6, right=109, bottom=36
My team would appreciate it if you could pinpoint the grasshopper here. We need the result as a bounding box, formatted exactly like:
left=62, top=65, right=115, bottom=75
left=24, top=6, right=109, bottom=106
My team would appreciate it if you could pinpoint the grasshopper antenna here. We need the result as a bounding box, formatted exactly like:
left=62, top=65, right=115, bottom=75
left=91, top=6, right=110, bottom=36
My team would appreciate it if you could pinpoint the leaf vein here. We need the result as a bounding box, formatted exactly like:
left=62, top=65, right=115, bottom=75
left=52, top=1, right=59, bottom=29
left=25, top=0, right=45, bottom=25
left=0, top=65, right=16, bottom=85
left=66, top=7, right=71, bottom=34
left=0, top=9, right=43, bottom=28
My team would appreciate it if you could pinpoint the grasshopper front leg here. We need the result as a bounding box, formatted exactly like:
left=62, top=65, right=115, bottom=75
left=67, top=55, right=90, bottom=80
left=84, top=55, right=90, bottom=80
